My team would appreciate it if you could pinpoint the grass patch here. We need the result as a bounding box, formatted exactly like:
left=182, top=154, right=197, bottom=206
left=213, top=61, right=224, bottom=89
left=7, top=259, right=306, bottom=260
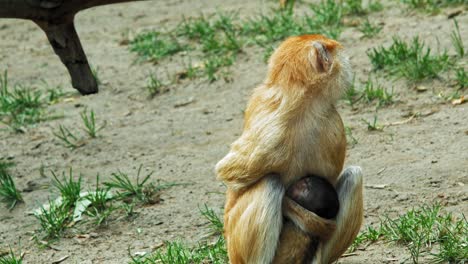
left=83, top=175, right=115, bottom=225
left=343, top=77, right=393, bottom=107
left=104, top=165, right=177, bottom=204
left=0, top=247, right=23, bottom=264
left=451, top=19, right=464, bottom=58
left=200, top=205, right=224, bottom=235
left=0, top=71, right=64, bottom=132
left=35, top=166, right=175, bottom=240
left=146, top=73, right=164, bottom=97
left=130, top=1, right=384, bottom=83
left=51, top=168, right=82, bottom=208
left=80, top=109, right=106, bottom=138
left=401, top=0, right=466, bottom=13
left=454, top=67, right=467, bottom=89
left=53, top=109, right=105, bottom=149
left=34, top=201, right=71, bottom=239
left=359, top=19, right=382, bottom=38
left=362, top=115, right=383, bottom=131
left=0, top=161, right=23, bottom=210
left=104, top=166, right=155, bottom=203
left=350, top=204, right=468, bottom=263
left=343, top=0, right=383, bottom=16
left=86, top=175, right=111, bottom=211
left=361, top=79, right=393, bottom=106
left=368, top=37, right=451, bottom=81
left=129, top=205, right=227, bottom=264
left=53, top=125, right=80, bottom=149
left=345, top=126, right=358, bottom=146
left=129, top=32, right=183, bottom=63
left=91, top=66, right=102, bottom=86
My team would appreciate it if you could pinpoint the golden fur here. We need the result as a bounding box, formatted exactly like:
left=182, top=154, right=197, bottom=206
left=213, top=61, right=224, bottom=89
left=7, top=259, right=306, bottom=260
left=216, top=35, right=363, bottom=263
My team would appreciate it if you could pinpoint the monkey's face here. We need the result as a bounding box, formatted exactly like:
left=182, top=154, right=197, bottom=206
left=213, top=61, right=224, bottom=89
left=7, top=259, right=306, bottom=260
left=266, top=34, right=351, bottom=101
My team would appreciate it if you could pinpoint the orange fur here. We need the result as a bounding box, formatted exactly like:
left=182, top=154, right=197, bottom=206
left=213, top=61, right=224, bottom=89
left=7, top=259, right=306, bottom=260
left=217, top=34, right=362, bottom=263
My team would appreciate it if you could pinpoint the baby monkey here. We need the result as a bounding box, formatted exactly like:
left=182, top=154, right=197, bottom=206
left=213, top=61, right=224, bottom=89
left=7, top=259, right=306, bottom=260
left=287, top=175, right=339, bottom=219
left=273, top=176, right=339, bottom=263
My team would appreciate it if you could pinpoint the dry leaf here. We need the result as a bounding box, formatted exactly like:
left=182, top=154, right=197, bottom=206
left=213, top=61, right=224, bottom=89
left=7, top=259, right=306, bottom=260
left=451, top=95, right=466, bottom=105
left=366, top=184, right=388, bottom=189
left=415, top=85, right=428, bottom=92
left=52, top=255, right=69, bottom=264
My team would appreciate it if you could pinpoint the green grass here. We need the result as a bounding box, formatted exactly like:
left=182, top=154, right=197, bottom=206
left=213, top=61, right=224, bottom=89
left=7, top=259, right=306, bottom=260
left=104, top=166, right=154, bottom=203
left=343, top=77, right=361, bottom=107
left=129, top=1, right=385, bottom=83
left=34, top=166, right=176, bottom=240
left=350, top=204, right=468, bottom=263
left=343, top=77, right=393, bottom=107
left=85, top=205, right=116, bottom=226
left=53, top=125, right=80, bottom=149
left=34, top=201, right=71, bottom=239
left=455, top=67, right=467, bottom=89
left=129, top=206, right=227, bottom=264
left=0, top=161, right=23, bottom=210
left=200, top=205, right=224, bottom=235
left=129, top=32, right=183, bottom=63
left=146, top=73, right=164, bottom=97
left=361, top=79, right=393, bottom=106
left=0, top=71, right=65, bottom=131
left=53, top=109, right=105, bottom=148
left=203, top=55, right=235, bottom=82
left=0, top=160, right=14, bottom=178
left=359, top=19, right=382, bottom=38
left=368, top=37, right=451, bottom=81
left=80, top=109, right=105, bottom=138
left=83, top=175, right=115, bottom=225
left=401, top=0, right=466, bottom=13
left=345, top=126, right=358, bottom=146
left=0, top=71, right=45, bottom=131
left=104, top=165, right=177, bottom=204
left=362, top=115, right=382, bottom=131
left=86, top=175, right=111, bottom=211
left=343, top=0, right=383, bottom=16
left=91, top=66, right=102, bottom=86
left=451, top=19, right=464, bottom=58
left=0, top=247, right=23, bottom=264
left=51, top=168, right=82, bottom=208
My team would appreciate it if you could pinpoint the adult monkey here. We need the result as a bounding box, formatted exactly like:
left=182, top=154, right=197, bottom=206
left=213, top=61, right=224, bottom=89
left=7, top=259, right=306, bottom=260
left=216, top=35, right=364, bottom=263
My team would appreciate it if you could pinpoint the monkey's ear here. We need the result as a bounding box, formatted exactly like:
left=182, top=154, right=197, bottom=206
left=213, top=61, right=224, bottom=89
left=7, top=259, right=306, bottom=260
left=311, top=41, right=333, bottom=73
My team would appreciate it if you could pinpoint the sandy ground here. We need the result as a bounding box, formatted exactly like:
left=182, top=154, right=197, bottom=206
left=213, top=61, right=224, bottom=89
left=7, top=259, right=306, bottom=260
left=0, top=0, right=467, bottom=263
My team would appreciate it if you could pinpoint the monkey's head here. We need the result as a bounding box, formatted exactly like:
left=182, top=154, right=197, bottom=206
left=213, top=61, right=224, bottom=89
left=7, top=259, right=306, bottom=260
left=265, top=34, right=351, bottom=101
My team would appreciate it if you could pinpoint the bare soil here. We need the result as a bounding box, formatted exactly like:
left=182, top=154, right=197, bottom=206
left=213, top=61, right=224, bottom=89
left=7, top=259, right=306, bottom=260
left=0, top=1, right=467, bottom=263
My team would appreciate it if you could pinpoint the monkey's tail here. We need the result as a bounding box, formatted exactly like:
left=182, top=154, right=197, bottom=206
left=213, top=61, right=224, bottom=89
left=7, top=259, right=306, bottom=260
left=225, top=175, right=284, bottom=264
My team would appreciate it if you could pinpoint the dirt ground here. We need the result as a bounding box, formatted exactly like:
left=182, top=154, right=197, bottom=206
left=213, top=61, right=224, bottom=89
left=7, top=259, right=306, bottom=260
left=0, top=0, right=467, bottom=263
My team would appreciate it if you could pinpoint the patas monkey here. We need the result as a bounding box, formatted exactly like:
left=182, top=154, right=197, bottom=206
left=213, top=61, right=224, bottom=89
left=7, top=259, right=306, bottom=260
left=216, top=34, right=363, bottom=263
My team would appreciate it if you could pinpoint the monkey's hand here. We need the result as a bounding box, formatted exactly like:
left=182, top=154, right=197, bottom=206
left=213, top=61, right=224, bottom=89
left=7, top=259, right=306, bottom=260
left=215, top=150, right=265, bottom=191
left=215, top=135, right=286, bottom=191
left=283, top=197, right=337, bottom=240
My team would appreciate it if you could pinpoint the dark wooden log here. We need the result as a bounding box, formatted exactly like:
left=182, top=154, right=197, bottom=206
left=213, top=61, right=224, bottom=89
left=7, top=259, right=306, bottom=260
left=0, top=0, right=145, bottom=95
left=35, top=19, right=98, bottom=95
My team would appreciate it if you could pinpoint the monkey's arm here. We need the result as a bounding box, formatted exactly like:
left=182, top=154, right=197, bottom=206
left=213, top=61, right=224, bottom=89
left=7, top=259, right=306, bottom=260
left=215, top=132, right=286, bottom=191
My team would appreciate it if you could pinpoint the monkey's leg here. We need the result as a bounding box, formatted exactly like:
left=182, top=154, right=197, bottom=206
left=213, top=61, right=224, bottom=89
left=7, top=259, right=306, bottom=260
left=317, top=166, right=364, bottom=264
left=224, top=175, right=284, bottom=264
left=273, top=221, right=320, bottom=264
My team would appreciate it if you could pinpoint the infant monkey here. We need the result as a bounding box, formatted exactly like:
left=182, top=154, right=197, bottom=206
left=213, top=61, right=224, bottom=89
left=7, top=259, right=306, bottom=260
left=273, top=176, right=339, bottom=263
left=287, top=175, right=339, bottom=220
